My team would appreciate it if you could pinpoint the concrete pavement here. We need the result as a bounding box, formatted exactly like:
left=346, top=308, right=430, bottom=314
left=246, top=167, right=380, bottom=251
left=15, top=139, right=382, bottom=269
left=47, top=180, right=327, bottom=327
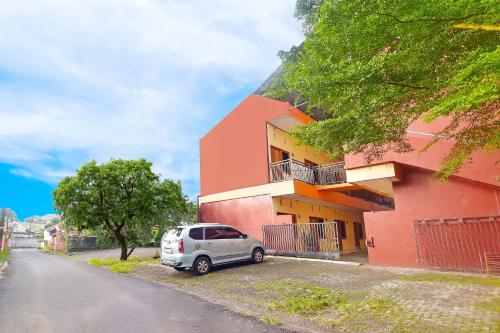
left=0, top=249, right=285, bottom=333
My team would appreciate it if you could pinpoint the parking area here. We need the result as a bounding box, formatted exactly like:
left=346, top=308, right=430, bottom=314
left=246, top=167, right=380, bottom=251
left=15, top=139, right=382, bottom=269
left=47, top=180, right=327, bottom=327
left=77, top=248, right=500, bottom=333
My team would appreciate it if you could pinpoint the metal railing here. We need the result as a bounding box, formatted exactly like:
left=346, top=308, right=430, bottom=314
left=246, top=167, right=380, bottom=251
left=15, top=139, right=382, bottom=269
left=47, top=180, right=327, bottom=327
left=413, top=216, right=500, bottom=273
left=339, top=190, right=395, bottom=209
left=269, top=159, right=346, bottom=185
left=316, top=162, right=347, bottom=185
left=262, top=222, right=340, bottom=259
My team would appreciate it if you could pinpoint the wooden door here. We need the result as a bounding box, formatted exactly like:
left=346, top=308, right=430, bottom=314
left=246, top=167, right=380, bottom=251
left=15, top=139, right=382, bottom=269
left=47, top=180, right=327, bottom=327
left=270, top=146, right=290, bottom=162
left=353, top=222, right=364, bottom=249
left=335, top=220, right=345, bottom=252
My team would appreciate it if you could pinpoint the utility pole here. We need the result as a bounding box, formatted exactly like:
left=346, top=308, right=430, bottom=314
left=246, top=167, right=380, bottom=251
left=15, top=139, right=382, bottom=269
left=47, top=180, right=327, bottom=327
left=1, top=216, right=9, bottom=252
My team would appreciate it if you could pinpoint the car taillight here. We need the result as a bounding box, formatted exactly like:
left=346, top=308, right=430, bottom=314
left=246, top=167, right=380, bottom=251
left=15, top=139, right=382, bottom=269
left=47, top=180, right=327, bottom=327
left=178, top=239, right=184, bottom=253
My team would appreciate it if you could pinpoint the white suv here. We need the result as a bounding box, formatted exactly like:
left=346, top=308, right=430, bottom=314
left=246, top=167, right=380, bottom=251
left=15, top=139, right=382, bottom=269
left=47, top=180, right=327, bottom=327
left=160, top=223, right=265, bottom=275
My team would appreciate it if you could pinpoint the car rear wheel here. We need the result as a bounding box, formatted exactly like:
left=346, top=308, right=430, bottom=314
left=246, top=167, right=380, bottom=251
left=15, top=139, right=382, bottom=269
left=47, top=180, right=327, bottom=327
left=252, top=248, right=264, bottom=264
left=193, top=256, right=211, bottom=275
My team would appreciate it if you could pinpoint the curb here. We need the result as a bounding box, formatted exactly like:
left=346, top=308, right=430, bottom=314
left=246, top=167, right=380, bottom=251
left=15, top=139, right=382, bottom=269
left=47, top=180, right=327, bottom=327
left=269, top=255, right=362, bottom=266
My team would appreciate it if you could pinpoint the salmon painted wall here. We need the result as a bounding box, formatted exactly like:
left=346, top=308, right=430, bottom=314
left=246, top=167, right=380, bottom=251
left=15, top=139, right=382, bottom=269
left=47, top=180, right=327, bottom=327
left=200, top=95, right=293, bottom=196
left=199, top=194, right=273, bottom=240
left=344, top=120, right=499, bottom=187
left=364, top=166, right=500, bottom=267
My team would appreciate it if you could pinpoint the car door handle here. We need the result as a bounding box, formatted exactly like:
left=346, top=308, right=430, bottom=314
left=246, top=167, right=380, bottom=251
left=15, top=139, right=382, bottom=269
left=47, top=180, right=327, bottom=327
left=207, top=242, right=212, bottom=245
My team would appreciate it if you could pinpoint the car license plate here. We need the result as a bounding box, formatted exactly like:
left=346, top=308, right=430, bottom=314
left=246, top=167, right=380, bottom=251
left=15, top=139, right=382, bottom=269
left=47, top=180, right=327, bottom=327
left=165, top=248, right=172, bottom=254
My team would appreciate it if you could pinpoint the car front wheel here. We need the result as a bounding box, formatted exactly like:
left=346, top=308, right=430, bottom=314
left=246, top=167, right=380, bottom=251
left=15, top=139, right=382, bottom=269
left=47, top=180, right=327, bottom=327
left=193, top=256, right=211, bottom=275
left=252, top=248, right=264, bottom=264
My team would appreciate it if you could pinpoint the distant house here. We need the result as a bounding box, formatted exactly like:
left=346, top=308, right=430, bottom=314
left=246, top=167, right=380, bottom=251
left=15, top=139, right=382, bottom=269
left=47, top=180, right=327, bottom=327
left=44, top=223, right=66, bottom=252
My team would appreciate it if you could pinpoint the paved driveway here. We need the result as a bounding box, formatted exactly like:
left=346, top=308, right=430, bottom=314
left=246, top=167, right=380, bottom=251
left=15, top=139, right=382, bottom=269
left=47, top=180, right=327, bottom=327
left=0, top=249, right=284, bottom=333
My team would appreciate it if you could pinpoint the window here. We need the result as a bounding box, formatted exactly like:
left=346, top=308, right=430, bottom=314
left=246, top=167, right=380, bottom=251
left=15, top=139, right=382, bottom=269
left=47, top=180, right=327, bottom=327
left=335, top=220, right=347, bottom=239
left=204, top=227, right=226, bottom=240
left=223, top=227, right=243, bottom=239
left=189, top=228, right=203, bottom=240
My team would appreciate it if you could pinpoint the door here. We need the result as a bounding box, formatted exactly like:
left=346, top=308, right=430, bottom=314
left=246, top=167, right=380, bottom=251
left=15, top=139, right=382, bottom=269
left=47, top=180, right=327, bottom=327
left=276, top=212, right=296, bottom=224
left=270, top=146, right=290, bottom=162
left=334, top=220, right=346, bottom=252
left=308, top=217, right=325, bottom=252
left=353, top=222, right=364, bottom=250
left=224, top=227, right=250, bottom=260
left=202, top=227, right=231, bottom=264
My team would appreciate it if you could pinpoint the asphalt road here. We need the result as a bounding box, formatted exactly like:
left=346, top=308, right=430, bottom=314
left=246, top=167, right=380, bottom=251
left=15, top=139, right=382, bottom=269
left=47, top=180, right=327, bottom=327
left=0, top=249, right=283, bottom=333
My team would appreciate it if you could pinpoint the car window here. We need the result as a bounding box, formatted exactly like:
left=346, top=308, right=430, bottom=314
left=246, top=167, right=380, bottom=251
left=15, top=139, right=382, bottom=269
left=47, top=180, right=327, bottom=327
left=223, top=227, right=243, bottom=239
left=175, top=228, right=184, bottom=237
left=204, top=227, right=225, bottom=240
left=189, top=228, right=203, bottom=240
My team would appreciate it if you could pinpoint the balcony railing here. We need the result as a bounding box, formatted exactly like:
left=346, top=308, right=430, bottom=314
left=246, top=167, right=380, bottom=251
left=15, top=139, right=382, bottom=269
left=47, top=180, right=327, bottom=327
left=269, top=159, right=346, bottom=185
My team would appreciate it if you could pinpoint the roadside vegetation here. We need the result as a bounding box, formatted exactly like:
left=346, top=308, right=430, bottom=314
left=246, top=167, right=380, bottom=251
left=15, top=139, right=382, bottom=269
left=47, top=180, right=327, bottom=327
left=89, top=256, right=157, bottom=274
left=40, top=247, right=70, bottom=257
left=259, top=316, right=282, bottom=327
left=0, top=250, right=10, bottom=262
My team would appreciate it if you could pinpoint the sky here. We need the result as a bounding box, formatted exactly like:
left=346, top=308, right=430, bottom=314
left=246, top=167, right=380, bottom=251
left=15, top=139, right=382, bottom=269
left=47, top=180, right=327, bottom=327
left=0, top=0, right=303, bottom=220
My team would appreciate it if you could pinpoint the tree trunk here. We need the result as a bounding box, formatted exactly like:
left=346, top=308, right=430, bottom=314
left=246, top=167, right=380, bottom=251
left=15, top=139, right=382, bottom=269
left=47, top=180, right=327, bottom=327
left=116, top=234, right=128, bottom=261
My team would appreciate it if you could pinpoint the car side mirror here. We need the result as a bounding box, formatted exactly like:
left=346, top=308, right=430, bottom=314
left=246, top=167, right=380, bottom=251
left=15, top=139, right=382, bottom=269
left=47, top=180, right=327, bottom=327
left=241, top=234, right=248, bottom=239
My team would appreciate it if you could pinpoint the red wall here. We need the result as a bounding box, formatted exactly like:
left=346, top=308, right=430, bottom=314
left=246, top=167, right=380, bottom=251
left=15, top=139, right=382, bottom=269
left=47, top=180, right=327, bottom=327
left=200, top=195, right=273, bottom=240
left=365, top=166, right=500, bottom=267
left=200, top=95, right=292, bottom=196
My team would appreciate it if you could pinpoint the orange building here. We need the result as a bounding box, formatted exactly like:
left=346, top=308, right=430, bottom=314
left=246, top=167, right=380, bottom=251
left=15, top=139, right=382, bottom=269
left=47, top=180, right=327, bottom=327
left=199, top=94, right=500, bottom=271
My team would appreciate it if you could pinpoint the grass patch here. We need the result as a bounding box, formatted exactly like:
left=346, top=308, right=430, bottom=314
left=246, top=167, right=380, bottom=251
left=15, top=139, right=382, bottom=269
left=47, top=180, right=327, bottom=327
left=395, top=272, right=500, bottom=287
left=0, top=250, right=10, bottom=262
left=256, top=279, right=421, bottom=331
left=40, top=248, right=70, bottom=257
left=259, top=316, right=282, bottom=326
left=89, top=256, right=157, bottom=274
left=474, top=296, right=500, bottom=313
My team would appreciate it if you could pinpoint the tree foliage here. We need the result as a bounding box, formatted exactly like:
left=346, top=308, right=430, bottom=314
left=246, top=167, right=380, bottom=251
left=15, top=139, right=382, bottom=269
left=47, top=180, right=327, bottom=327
left=268, top=0, right=499, bottom=179
left=53, top=159, right=190, bottom=260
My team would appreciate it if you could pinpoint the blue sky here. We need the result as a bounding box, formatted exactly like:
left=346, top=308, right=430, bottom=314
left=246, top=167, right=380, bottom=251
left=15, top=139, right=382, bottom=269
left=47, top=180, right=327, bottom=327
left=0, top=1, right=303, bottom=220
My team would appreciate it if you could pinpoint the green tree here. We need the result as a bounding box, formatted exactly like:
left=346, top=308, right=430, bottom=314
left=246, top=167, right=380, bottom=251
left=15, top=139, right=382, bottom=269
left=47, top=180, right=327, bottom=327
left=268, top=0, right=499, bottom=179
left=53, top=159, right=189, bottom=260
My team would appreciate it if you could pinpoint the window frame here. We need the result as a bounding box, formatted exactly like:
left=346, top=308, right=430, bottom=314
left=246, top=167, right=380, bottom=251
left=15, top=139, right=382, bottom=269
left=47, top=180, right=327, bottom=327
left=203, top=226, right=226, bottom=240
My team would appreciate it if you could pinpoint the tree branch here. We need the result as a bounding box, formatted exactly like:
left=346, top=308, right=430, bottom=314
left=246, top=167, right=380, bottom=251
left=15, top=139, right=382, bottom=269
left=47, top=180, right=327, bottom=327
left=126, top=245, right=136, bottom=259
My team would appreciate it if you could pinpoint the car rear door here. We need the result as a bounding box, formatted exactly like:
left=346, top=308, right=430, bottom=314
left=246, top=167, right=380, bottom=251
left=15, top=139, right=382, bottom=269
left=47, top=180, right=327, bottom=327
left=224, top=227, right=251, bottom=260
left=161, top=227, right=184, bottom=256
left=201, top=227, right=231, bottom=264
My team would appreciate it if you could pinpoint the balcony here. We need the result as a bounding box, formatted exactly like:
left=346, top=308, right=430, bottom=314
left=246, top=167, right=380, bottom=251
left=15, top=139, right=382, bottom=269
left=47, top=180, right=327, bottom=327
left=269, top=159, right=346, bottom=185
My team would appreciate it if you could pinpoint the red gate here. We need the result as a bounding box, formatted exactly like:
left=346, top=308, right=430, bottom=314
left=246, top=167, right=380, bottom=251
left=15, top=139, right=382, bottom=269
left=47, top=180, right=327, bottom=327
left=413, top=216, right=500, bottom=273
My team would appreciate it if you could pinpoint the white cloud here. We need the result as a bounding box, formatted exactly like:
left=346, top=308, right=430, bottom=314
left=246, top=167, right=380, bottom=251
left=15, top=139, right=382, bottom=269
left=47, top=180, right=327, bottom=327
left=0, top=0, right=303, bottom=196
